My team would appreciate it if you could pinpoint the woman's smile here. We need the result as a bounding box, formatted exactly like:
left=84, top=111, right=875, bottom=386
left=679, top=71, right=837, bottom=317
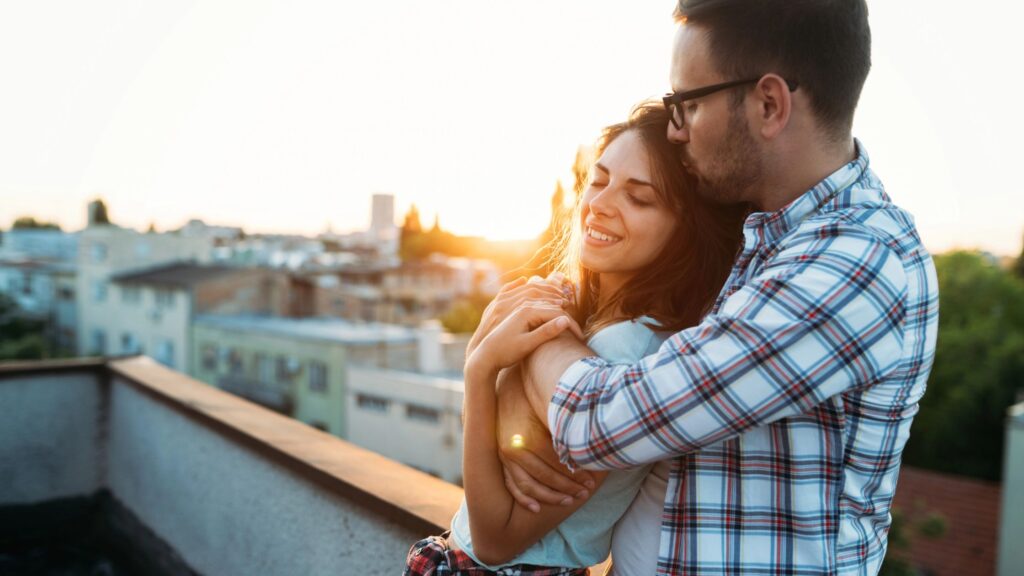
left=584, top=224, right=623, bottom=246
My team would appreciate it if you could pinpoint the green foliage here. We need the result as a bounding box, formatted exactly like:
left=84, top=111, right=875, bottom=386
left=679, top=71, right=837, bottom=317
left=90, top=199, right=111, bottom=226
left=880, top=502, right=947, bottom=575
left=902, top=251, right=1024, bottom=480
left=1014, top=237, right=1024, bottom=279
left=0, top=293, right=53, bottom=361
left=12, top=216, right=61, bottom=230
left=439, top=296, right=490, bottom=334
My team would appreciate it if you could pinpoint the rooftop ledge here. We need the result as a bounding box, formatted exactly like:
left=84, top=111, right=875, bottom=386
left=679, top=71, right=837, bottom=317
left=0, top=356, right=463, bottom=574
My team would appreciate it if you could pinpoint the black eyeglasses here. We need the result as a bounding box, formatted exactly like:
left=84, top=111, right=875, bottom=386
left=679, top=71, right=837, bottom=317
left=662, top=77, right=799, bottom=129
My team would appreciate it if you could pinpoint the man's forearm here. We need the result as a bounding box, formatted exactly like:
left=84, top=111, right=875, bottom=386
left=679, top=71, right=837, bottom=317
left=522, top=333, right=592, bottom=425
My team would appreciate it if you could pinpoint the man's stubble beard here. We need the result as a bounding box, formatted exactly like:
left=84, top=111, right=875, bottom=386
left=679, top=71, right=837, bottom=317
left=690, top=105, right=763, bottom=207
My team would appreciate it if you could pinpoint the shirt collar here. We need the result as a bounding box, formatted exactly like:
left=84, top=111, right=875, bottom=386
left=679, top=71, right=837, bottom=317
left=745, top=139, right=872, bottom=245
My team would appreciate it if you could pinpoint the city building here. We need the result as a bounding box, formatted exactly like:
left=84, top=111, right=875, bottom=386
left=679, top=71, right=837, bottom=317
left=0, top=228, right=79, bottom=262
left=90, top=262, right=289, bottom=372
left=189, top=314, right=469, bottom=480
left=369, top=193, right=398, bottom=256
left=310, top=256, right=501, bottom=326
left=189, top=314, right=422, bottom=437
left=0, top=259, right=78, bottom=351
left=347, top=367, right=464, bottom=483
left=76, top=224, right=216, bottom=359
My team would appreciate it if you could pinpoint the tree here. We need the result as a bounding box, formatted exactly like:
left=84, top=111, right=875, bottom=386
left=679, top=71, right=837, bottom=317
left=902, top=251, right=1024, bottom=480
left=12, top=216, right=60, bottom=230
left=1014, top=232, right=1024, bottom=279
left=402, top=204, right=422, bottom=235
left=0, top=293, right=52, bottom=360
left=89, top=199, right=111, bottom=226
left=439, top=295, right=491, bottom=334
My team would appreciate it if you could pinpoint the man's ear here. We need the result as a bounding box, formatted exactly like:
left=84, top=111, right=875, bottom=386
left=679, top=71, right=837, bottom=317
left=752, top=74, right=793, bottom=140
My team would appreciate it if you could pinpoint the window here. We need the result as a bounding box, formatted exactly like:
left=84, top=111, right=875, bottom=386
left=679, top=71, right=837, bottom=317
left=255, top=353, right=273, bottom=384
left=276, top=355, right=301, bottom=383
left=90, top=329, right=107, bottom=355
left=308, top=361, right=327, bottom=393
left=228, top=348, right=243, bottom=375
left=201, top=344, right=218, bottom=371
left=154, top=289, right=175, bottom=309
left=121, top=286, right=141, bottom=304
left=92, top=281, right=107, bottom=303
left=156, top=339, right=175, bottom=368
left=120, top=332, right=142, bottom=354
left=90, top=243, right=107, bottom=263
left=57, top=286, right=74, bottom=301
left=406, top=404, right=440, bottom=424
left=356, top=394, right=390, bottom=413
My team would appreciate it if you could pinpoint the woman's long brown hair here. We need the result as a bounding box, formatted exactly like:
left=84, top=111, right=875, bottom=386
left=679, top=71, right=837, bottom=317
left=551, top=101, right=748, bottom=337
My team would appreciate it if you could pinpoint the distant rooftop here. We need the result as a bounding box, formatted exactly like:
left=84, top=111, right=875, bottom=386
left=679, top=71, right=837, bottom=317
left=110, top=261, right=243, bottom=288
left=194, top=314, right=417, bottom=346
left=0, top=258, right=76, bottom=273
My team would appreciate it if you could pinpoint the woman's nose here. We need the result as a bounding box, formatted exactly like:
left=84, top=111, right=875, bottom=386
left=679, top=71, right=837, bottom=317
left=588, top=187, right=617, bottom=217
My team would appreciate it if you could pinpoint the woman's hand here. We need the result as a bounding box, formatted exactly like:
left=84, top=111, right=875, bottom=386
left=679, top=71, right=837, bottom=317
left=495, top=370, right=595, bottom=512
left=467, top=273, right=574, bottom=359
left=468, top=300, right=583, bottom=374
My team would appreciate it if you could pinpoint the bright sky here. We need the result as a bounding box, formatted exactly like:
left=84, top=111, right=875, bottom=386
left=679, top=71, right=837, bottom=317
left=1, top=1, right=1022, bottom=255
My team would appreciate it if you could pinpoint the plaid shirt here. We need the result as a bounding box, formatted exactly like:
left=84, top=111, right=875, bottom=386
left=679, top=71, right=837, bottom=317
left=548, top=143, right=938, bottom=576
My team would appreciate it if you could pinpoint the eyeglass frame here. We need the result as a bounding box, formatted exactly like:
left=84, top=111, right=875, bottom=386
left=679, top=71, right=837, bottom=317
left=662, top=76, right=800, bottom=130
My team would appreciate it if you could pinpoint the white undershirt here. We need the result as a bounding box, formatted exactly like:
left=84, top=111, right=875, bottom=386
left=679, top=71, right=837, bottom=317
left=608, top=459, right=672, bottom=576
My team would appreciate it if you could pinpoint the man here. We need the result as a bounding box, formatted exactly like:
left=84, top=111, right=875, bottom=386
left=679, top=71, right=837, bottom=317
left=474, top=0, right=939, bottom=574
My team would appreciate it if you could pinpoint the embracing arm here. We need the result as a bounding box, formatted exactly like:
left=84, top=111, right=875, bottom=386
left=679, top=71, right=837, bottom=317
left=528, top=227, right=911, bottom=470
left=463, top=362, right=607, bottom=565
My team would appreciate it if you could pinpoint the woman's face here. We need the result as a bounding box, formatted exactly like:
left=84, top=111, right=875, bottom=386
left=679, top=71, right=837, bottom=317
left=580, top=130, right=677, bottom=288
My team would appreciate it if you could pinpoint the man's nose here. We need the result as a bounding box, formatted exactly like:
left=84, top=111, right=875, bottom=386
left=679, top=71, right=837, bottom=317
left=667, top=123, right=689, bottom=144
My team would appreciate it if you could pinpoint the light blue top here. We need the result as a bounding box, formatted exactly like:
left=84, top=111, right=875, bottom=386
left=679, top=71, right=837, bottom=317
left=450, top=316, right=670, bottom=569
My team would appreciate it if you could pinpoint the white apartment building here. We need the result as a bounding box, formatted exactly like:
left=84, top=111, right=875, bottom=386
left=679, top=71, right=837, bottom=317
left=76, top=225, right=215, bottom=360
left=0, top=228, right=78, bottom=261
left=347, top=367, right=465, bottom=484
left=95, top=262, right=288, bottom=372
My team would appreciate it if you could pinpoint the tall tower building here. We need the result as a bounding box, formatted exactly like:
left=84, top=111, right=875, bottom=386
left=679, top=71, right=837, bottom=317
left=369, top=193, right=398, bottom=256
left=370, top=194, right=395, bottom=235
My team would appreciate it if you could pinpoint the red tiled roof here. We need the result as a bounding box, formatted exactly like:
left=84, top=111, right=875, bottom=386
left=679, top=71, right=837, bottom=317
left=890, top=466, right=1002, bottom=576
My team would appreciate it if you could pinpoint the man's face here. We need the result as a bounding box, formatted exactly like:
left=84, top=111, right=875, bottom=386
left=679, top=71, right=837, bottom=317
left=668, top=24, right=763, bottom=205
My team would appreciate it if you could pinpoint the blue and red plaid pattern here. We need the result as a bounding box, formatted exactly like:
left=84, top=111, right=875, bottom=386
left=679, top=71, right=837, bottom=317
left=404, top=533, right=590, bottom=576
left=548, top=142, right=939, bottom=576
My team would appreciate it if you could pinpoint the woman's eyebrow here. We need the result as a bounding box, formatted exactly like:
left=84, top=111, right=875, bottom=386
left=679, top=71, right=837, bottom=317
left=594, top=162, right=655, bottom=189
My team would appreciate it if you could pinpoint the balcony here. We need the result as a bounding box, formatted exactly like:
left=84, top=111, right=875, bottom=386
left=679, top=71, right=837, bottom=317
left=0, top=356, right=462, bottom=575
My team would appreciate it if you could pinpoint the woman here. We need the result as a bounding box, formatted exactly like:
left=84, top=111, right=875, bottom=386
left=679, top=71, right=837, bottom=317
left=405, top=101, right=746, bottom=575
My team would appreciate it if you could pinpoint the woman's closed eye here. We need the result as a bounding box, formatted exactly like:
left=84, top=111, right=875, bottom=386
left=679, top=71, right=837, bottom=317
left=627, top=192, right=654, bottom=206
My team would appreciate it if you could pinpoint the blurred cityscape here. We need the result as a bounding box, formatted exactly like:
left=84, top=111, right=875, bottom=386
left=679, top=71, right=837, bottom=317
left=0, top=194, right=550, bottom=485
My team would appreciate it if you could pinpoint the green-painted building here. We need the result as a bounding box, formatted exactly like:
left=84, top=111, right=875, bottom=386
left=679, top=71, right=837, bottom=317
left=190, top=314, right=418, bottom=437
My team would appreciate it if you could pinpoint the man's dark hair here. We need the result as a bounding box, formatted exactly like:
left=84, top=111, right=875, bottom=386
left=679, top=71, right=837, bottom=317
left=675, top=0, right=871, bottom=140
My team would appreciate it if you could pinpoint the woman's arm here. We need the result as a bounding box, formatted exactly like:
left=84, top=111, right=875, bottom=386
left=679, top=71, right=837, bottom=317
left=463, top=361, right=608, bottom=566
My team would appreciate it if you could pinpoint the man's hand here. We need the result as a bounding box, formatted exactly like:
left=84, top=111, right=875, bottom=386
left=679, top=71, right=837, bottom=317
left=495, top=366, right=595, bottom=512
left=467, top=274, right=573, bottom=359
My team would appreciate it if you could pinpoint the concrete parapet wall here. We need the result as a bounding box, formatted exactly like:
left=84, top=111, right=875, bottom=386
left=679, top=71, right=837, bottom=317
left=0, top=368, right=103, bottom=505
left=0, top=356, right=463, bottom=575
